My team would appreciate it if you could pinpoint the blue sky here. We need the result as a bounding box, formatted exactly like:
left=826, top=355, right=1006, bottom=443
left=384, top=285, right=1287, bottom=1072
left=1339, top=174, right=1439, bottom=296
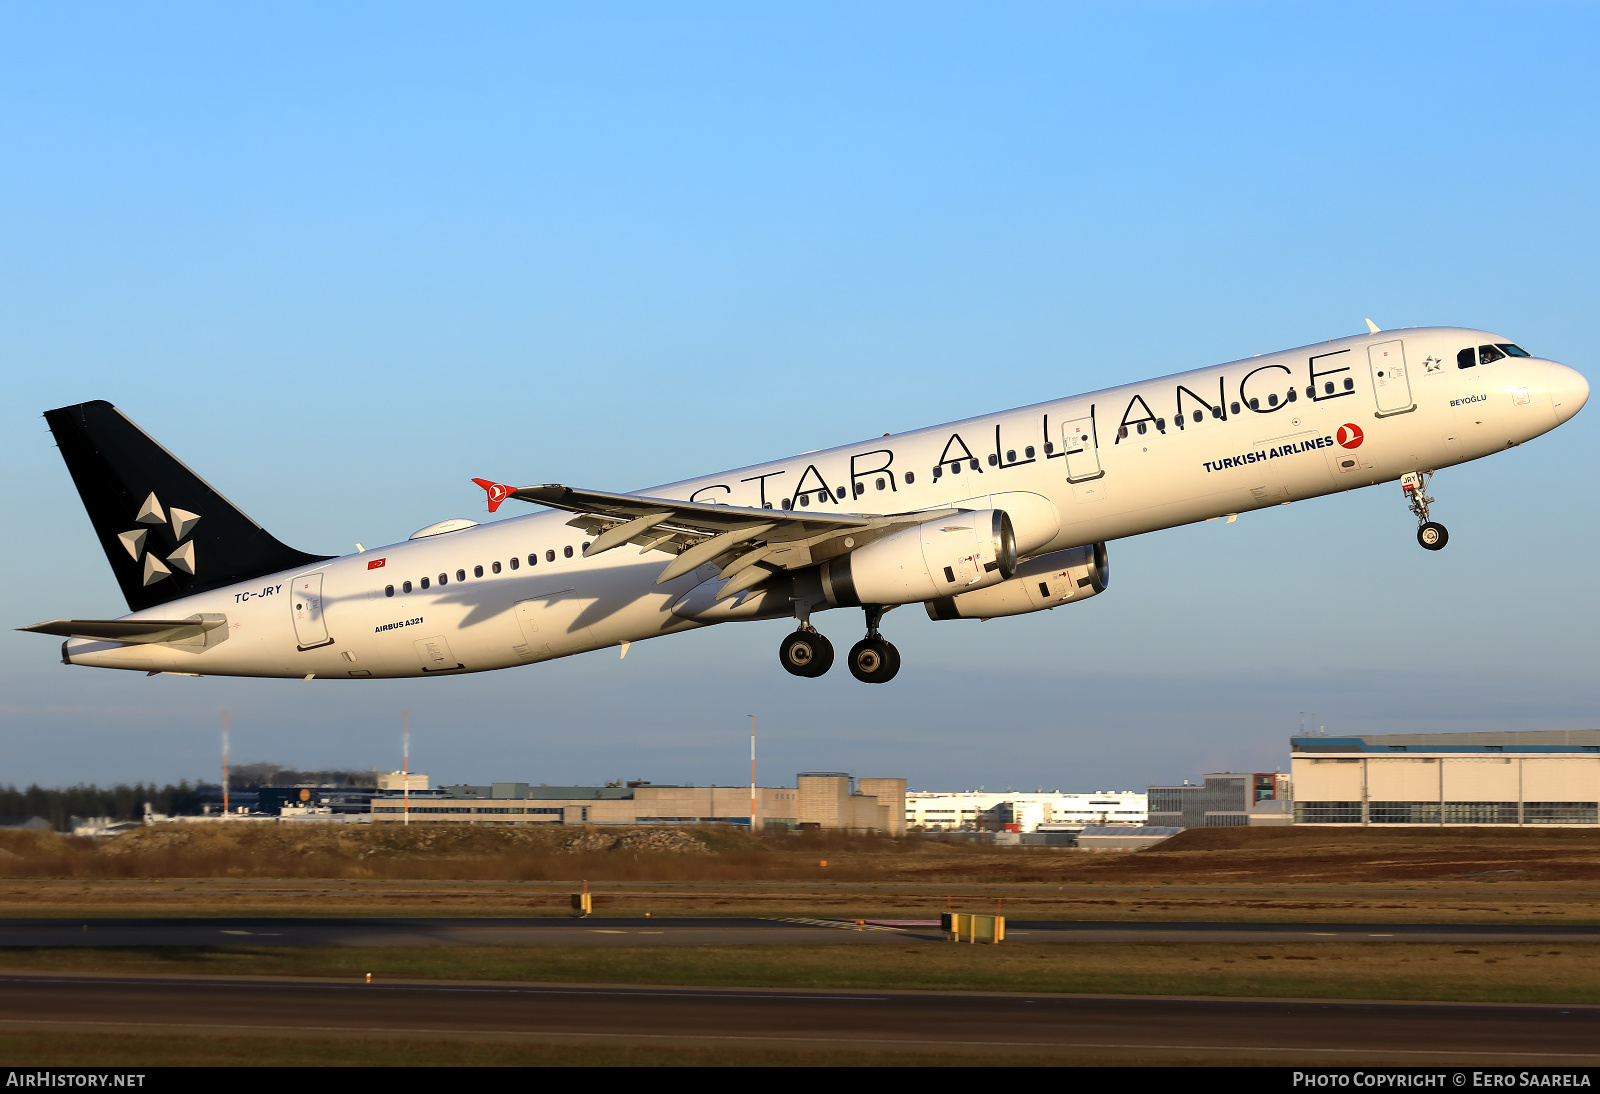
left=2, top=3, right=1596, bottom=792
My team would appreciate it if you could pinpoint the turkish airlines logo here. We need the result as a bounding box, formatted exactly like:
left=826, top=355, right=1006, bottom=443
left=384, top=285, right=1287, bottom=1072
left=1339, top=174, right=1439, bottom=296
left=472, top=478, right=515, bottom=514
left=1336, top=424, right=1364, bottom=449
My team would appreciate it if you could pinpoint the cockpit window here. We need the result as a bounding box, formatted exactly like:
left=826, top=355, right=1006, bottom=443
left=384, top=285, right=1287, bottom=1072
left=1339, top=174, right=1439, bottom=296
left=1496, top=343, right=1531, bottom=358
left=1479, top=345, right=1506, bottom=365
left=1457, top=348, right=1475, bottom=369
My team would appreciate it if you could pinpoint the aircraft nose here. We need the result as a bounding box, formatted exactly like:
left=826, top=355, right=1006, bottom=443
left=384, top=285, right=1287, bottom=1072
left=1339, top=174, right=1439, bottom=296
left=1548, top=362, right=1590, bottom=423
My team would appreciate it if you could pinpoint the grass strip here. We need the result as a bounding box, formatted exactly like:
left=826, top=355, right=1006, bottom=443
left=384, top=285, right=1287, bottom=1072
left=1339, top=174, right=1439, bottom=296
left=1, top=941, right=1597, bottom=1005
left=0, top=1028, right=1244, bottom=1067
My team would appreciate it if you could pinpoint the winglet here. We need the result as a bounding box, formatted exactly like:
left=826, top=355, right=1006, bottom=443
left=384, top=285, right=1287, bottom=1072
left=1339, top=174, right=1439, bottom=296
left=1364, top=318, right=1380, bottom=334
left=472, top=478, right=515, bottom=514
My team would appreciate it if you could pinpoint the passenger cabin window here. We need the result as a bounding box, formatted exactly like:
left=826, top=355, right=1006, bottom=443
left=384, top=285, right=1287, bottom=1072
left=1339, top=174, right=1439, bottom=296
left=987, top=454, right=997, bottom=466
left=1230, top=402, right=1241, bottom=414
left=403, top=580, right=413, bottom=593
left=563, top=546, right=573, bottom=558
left=545, top=550, right=555, bottom=562
left=1024, top=446, right=1035, bottom=458
left=875, top=477, right=886, bottom=490
left=903, top=472, right=915, bottom=484
left=385, top=585, right=394, bottom=597
left=438, top=573, right=448, bottom=585
left=491, top=562, right=501, bottom=574
left=1343, top=378, right=1354, bottom=390
left=1479, top=344, right=1506, bottom=365
left=457, top=569, right=467, bottom=582
left=420, top=577, right=430, bottom=589
left=800, top=494, right=810, bottom=506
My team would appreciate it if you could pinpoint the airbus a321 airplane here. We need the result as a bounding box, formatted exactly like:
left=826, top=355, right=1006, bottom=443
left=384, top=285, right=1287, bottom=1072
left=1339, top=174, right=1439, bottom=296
left=23, top=323, right=1588, bottom=684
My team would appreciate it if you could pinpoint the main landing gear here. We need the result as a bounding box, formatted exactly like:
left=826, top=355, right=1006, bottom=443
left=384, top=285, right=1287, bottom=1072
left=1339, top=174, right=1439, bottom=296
left=846, top=604, right=901, bottom=684
left=778, top=605, right=901, bottom=683
left=1402, top=471, right=1449, bottom=551
left=779, top=627, right=834, bottom=678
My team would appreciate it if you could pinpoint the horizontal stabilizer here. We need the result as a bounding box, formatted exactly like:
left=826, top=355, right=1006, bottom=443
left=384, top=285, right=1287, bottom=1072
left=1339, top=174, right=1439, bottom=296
left=19, top=616, right=226, bottom=644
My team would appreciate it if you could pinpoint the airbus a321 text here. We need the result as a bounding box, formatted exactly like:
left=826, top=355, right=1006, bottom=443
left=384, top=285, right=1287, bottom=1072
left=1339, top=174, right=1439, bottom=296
left=23, top=324, right=1588, bottom=684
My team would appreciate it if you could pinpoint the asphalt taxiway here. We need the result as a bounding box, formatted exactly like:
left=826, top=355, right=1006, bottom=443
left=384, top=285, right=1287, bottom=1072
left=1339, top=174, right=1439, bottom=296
left=1, top=917, right=1596, bottom=948
left=0, top=972, right=1594, bottom=1063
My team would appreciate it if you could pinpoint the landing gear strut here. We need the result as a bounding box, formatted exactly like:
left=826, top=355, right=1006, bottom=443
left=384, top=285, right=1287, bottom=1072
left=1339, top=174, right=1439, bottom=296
left=1402, top=471, right=1448, bottom=551
left=847, top=605, right=901, bottom=684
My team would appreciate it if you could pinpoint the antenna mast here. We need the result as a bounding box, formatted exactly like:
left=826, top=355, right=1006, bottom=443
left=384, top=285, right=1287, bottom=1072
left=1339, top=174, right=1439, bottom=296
left=221, top=708, right=231, bottom=816
left=748, top=714, right=756, bottom=833
left=403, top=710, right=411, bottom=827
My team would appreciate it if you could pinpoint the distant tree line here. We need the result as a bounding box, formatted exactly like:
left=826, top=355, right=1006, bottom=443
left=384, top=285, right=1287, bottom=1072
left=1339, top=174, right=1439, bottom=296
left=0, top=766, right=381, bottom=831
left=225, top=763, right=376, bottom=789
left=0, top=782, right=203, bottom=831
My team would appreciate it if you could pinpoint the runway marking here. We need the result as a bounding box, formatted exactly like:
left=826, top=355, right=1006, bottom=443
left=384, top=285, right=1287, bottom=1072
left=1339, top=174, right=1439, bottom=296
left=0, top=1018, right=1594, bottom=1061
left=765, top=917, right=905, bottom=933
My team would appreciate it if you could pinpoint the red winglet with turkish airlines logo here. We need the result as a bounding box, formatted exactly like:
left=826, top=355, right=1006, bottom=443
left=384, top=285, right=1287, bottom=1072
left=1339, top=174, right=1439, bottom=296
left=472, top=478, right=516, bottom=514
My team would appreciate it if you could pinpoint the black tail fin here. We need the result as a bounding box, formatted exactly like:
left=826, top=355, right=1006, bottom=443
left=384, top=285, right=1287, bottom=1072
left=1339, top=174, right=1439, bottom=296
left=44, top=400, right=332, bottom=612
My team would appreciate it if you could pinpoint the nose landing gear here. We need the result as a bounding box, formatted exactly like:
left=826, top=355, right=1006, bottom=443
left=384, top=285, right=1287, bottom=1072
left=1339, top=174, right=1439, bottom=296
left=1402, top=471, right=1449, bottom=551
left=847, top=605, right=901, bottom=684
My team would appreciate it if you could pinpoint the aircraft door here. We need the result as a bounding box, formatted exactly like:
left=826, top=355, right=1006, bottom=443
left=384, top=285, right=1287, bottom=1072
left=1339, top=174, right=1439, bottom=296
left=291, top=573, right=334, bottom=651
left=1060, top=415, right=1104, bottom=483
left=1368, top=340, right=1415, bottom=417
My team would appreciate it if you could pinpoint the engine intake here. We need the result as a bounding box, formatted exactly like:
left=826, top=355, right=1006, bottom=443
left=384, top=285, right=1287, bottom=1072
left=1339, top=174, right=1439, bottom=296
left=823, top=509, right=1017, bottom=607
left=925, top=542, right=1108, bottom=620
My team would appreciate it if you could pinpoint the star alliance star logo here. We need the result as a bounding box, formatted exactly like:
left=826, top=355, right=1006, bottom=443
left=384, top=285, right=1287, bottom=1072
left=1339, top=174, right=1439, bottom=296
left=1423, top=355, right=1443, bottom=374
left=116, top=492, right=201, bottom=586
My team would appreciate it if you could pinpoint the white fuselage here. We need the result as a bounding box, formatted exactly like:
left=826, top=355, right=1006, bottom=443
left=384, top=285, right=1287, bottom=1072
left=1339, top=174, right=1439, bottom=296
left=64, top=327, right=1585, bottom=679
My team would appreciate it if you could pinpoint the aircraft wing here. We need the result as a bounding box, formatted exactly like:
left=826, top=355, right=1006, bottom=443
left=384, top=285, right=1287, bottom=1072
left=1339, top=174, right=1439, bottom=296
left=490, top=481, right=953, bottom=595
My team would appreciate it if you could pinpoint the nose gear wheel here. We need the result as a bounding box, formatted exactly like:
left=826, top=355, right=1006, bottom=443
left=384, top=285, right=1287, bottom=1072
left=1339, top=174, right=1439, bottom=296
left=1417, top=522, right=1448, bottom=550
left=1401, top=471, right=1448, bottom=551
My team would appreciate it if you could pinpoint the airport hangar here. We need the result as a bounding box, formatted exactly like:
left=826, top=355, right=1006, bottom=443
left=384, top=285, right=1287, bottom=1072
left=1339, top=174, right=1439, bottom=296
left=1290, top=730, right=1600, bottom=825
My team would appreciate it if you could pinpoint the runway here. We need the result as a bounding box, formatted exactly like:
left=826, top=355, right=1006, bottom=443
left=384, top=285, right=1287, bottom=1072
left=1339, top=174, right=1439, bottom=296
left=0, top=972, right=1595, bottom=1063
left=1, top=917, right=1596, bottom=948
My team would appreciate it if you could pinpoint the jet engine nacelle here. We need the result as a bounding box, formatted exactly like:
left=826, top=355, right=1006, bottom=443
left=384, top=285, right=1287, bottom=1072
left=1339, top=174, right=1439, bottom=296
left=822, top=509, right=1018, bottom=607
left=924, top=542, right=1108, bottom=620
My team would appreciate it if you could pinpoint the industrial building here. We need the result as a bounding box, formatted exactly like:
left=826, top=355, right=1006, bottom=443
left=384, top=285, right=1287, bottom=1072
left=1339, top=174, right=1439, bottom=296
left=1146, top=772, right=1292, bottom=828
left=905, top=790, right=1146, bottom=832
left=370, top=772, right=906, bottom=833
left=1291, top=730, right=1600, bottom=825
